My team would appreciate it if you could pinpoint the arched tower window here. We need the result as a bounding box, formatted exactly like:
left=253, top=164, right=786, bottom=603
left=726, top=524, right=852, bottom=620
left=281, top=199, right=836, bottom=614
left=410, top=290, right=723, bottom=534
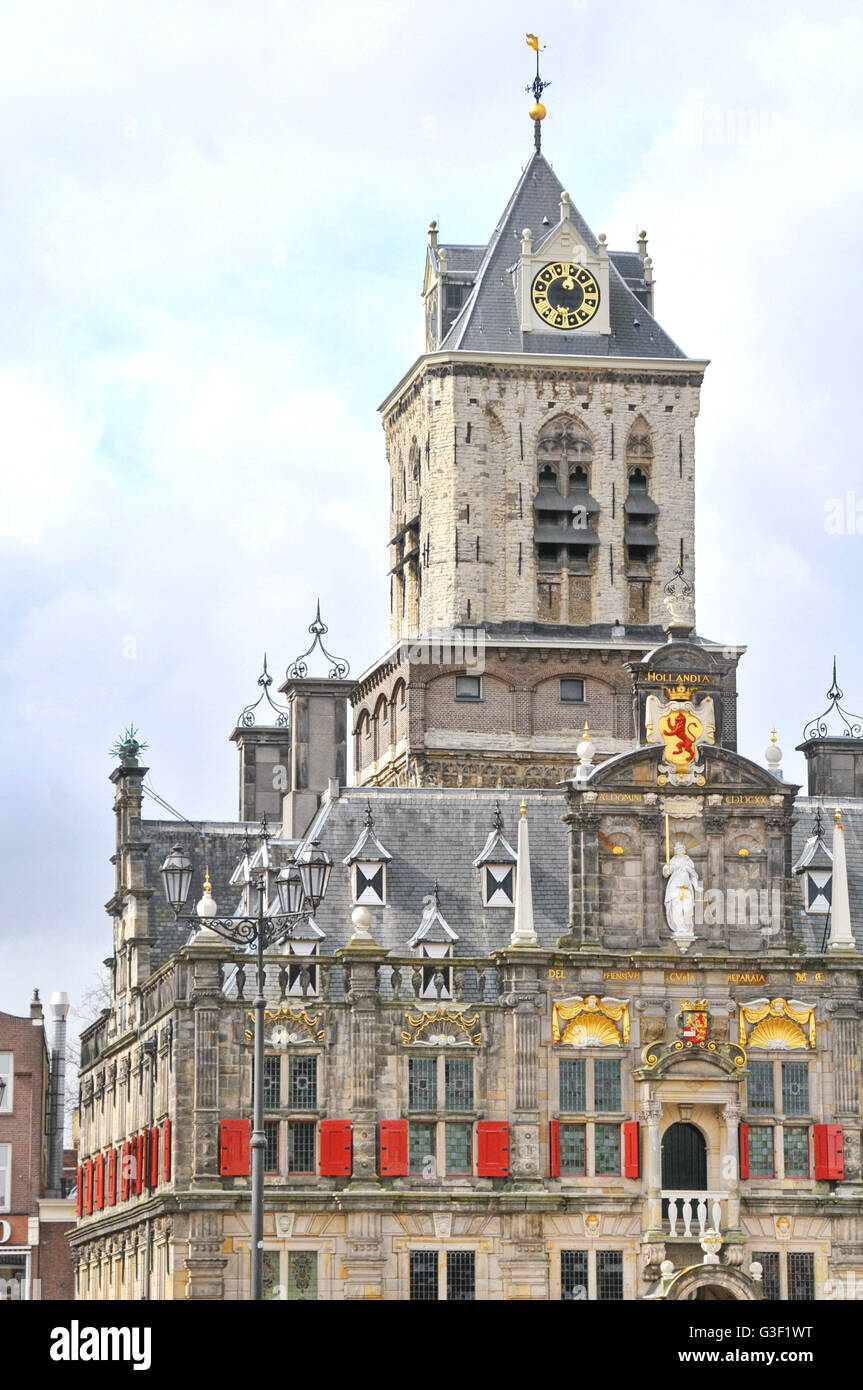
left=533, top=417, right=600, bottom=584
left=624, top=419, right=659, bottom=619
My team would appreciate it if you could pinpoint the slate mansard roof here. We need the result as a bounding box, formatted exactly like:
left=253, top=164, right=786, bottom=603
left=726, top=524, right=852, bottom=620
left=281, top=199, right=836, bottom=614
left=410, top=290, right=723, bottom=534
left=139, top=789, right=569, bottom=974
left=138, top=790, right=863, bottom=976
left=437, top=152, right=686, bottom=360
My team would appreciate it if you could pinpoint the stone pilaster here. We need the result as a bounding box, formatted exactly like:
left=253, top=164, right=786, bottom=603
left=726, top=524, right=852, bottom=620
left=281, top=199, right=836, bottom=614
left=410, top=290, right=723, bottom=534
left=184, top=1209, right=227, bottom=1300
left=337, top=937, right=388, bottom=1184
left=188, top=944, right=224, bottom=1186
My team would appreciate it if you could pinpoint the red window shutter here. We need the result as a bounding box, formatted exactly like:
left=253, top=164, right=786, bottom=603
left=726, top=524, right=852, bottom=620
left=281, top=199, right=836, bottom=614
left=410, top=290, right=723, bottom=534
left=477, top=1121, right=509, bottom=1177
left=84, top=1159, right=93, bottom=1215
left=738, top=1121, right=750, bottom=1181
left=549, top=1120, right=561, bottom=1177
left=814, top=1124, right=844, bottom=1180
left=120, top=1140, right=131, bottom=1201
left=320, top=1119, right=352, bottom=1177
left=162, top=1118, right=171, bottom=1181
left=219, top=1119, right=251, bottom=1176
left=379, top=1120, right=409, bottom=1176
left=107, top=1148, right=117, bottom=1206
left=623, top=1121, right=639, bottom=1178
left=76, top=1166, right=83, bottom=1219
left=135, top=1133, right=144, bottom=1194
left=149, top=1126, right=160, bottom=1187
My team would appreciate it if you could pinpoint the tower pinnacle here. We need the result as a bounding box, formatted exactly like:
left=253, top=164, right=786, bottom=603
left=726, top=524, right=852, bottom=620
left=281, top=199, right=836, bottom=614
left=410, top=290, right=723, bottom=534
left=525, top=34, right=549, bottom=152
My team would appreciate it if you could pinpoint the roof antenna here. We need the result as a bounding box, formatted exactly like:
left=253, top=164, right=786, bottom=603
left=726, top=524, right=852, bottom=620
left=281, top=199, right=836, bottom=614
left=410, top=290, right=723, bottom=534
left=525, top=34, right=549, bottom=154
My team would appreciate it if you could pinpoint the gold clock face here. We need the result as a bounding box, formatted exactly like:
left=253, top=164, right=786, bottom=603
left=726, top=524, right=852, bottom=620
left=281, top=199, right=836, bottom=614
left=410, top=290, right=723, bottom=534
left=531, top=261, right=600, bottom=330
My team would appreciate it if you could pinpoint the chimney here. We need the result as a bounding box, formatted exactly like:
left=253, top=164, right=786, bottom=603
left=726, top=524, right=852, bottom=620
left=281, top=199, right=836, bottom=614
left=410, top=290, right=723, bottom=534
left=230, top=656, right=292, bottom=823
left=277, top=676, right=354, bottom=837
left=798, top=661, right=863, bottom=797
left=30, top=988, right=43, bottom=1024
left=278, top=606, right=354, bottom=838
left=47, top=991, right=70, bottom=1195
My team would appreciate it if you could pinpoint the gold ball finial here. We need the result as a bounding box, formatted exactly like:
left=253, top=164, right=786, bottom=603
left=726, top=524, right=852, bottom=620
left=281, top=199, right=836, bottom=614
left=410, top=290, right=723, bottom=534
left=520, top=797, right=527, bottom=817
left=203, top=866, right=212, bottom=894
left=835, top=807, right=842, bottom=824
left=770, top=726, right=778, bottom=744
left=529, top=101, right=547, bottom=121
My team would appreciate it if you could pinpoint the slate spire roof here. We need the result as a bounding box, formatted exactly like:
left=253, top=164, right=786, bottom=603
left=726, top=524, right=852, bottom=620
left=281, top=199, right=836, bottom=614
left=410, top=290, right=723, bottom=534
left=438, top=150, right=686, bottom=360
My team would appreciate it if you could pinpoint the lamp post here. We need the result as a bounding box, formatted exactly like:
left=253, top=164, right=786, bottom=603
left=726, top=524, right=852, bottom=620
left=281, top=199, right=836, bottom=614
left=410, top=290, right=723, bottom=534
left=160, top=821, right=332, bottom=1302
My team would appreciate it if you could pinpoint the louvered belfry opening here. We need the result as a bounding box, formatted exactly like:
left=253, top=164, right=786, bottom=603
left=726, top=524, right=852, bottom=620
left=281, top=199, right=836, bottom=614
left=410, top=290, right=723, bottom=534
left=533, top=416, right=599, bottom=624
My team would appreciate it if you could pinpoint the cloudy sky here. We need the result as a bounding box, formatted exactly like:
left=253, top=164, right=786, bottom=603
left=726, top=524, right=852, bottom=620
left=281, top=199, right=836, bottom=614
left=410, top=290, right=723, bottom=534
left=1, top=0, right=861, bottom=1022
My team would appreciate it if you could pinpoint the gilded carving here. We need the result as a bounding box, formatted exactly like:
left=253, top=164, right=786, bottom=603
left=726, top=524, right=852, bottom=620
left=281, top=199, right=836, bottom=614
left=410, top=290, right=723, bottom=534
left=401, top=1007, right=482, bottom=1046
left=737, top=998, right=815, bottom=1050
left=552, top=995, right=630, bottom=1046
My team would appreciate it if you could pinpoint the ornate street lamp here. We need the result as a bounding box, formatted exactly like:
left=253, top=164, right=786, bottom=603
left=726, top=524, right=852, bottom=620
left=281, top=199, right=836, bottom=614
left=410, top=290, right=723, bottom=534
left=159, top=819, right=331, bottom=1302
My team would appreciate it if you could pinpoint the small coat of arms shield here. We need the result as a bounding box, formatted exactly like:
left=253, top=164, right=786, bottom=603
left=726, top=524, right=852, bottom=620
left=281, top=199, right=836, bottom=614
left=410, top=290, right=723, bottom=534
left=680, top=1005, right=709, bottom=1044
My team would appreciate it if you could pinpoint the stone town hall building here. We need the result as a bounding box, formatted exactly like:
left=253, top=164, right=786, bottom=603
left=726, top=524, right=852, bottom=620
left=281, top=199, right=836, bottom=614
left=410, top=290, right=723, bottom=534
left=72, top=91, right=863, bottom=1301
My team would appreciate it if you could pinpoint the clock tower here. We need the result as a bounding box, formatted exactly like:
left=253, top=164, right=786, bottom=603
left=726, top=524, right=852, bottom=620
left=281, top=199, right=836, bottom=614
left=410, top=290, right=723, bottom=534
left=352, top=61, right=742, bottom=788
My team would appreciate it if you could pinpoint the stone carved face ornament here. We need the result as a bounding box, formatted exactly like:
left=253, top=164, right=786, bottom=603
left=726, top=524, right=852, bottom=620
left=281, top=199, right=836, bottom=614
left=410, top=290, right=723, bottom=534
left=645, top=684, right=715, bottom=787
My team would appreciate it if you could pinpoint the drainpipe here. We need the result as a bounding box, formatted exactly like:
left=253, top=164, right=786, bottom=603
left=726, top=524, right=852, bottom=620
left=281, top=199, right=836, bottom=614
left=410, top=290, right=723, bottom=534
left=48, top=993, right=70, bottom=1195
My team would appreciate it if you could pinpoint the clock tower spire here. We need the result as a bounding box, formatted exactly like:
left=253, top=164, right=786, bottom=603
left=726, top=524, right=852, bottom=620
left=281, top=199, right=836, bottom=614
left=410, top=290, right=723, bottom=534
left=525, top=33, right=549, bottom=153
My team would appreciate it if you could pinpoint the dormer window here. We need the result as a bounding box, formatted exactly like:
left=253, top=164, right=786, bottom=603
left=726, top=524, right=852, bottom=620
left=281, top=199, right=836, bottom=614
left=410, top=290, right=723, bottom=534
left=473, top=803, right=517, bottom=907
left=792, top=809, right=833, bottom=915
left=408, top=884, right=458, bottom=997
left=343, top=801, right=392, bottom=908
left=353, top=862, right=387, bottom=906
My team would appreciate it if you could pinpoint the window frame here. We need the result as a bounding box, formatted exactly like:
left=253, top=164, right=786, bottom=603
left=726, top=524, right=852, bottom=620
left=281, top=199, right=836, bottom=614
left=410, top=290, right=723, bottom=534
left=0, top=1054, right=12, bottom=1113
left=287, top=1054, right=318, bottom=1111
left=0, top=1143, right=11, bottom=1212
left=287, top=1120, right=316, bottom=1175
left=748, top=1124, right=776, bottom=1178
left=559, top=678, right=586, bottom=705
left=454, top=675, right=482, bottom=702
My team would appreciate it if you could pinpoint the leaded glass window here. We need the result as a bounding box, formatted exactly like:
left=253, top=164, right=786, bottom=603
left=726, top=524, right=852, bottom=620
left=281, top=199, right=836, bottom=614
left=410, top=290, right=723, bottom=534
left=597, top=1250, right=623, bottom=1300
left=783, top=1127, right=809, bottom=1178
left=594, top=1059, right=621, bottom=1112
left=788, top=1252, right=815, bottom=1300
left=445, top=1123, right=472, bottom=1175
left=447, top=1250, right=475, bottom=1300
left=409, top=1122, right=435, bottom=1176
left=263, top=1056, right=280, bottom=1109
left=288, top=1251, right=317, bottom=1300
left=559, top=1123, right=586, bottom=1175
left=409, top=1056, right=436, bottom=1111
left=753, top=1250, right=780, bottom=1300
left=748, top=1125, right=774, bottom=1177
left=287, top=1120, right=315, bottom=1173
left=445, top=1057, right=473, bottom=1112
left=410, top=1250, right=438, bottom=1300
left=262, top=1249, right=281, bottom=1300
left=748, top=1060, right=774, bottom=1113
left=594, top=1123, right=620, bottom=1175
left=561, top=1250, right=588, bottom=1300
left=560, top=1058, right=586, bottom=1112
left=263, top=1120, right=279, bottom=1173
left=782, top=1062, right=809, bottom=1116
left=288, top=1055, right=317, bottom=1110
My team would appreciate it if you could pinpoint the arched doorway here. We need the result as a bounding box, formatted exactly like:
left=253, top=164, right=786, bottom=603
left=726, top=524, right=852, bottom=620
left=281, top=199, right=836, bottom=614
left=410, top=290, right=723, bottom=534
left=661, top=1121, right=707, bottom=1191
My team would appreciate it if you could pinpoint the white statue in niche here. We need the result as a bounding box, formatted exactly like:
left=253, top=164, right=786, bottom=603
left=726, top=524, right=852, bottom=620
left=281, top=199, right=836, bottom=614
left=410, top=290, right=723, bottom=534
left=663, top=840, right=699, bottom=950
